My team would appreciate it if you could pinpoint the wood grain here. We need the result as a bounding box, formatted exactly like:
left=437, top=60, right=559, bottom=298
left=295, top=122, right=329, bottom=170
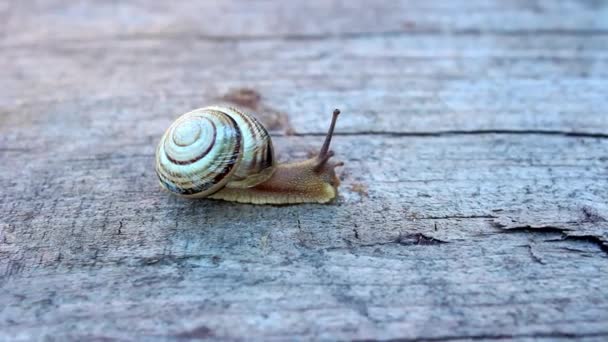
left=1, top=0, right=607, bottom=341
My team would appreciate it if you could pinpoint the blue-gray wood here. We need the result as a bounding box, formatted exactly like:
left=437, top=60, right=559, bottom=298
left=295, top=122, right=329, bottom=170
left=1, top=1, right=607, bottom=340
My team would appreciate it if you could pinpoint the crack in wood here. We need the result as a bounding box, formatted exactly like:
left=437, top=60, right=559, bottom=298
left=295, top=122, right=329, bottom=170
left=327, top=233, right=447, bottom=251
left=581, top=206, right=607, bottom=223
left=352, top=224, right=360, bottom=240
left=526, top=244, right=546, bottom=265
left=294, top=130, right=608, bottom=139
left=355, top=331, right=608, bottom=342
left=496, top=224, right=608, bottom=255
left=137, top=254, right=210, bottom=267
left=174, top=325, right=214, bottom=339
left=416, top=215, right=497, bottom=220
left=5, top=28, right=608, bottom=49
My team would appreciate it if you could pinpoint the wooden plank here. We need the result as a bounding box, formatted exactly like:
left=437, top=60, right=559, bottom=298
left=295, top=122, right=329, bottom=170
left=1, top=134, right=607, bottom=339
left=1, top=0, right=607, bottom=340
left=3, top=0, right=608, bottom=46
left=1, top=34, right=607, bottom=134
left=2, top=133, right=608, bottom=252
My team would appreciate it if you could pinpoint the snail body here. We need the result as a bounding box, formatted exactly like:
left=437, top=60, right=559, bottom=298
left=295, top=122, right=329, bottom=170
left=155, top=106, right=342, bottom=204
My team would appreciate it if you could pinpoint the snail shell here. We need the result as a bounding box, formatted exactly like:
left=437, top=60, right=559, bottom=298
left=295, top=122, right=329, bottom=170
left=155, top=106, right=276, bottom=197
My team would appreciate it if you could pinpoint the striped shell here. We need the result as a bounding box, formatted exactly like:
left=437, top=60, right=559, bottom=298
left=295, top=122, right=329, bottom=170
left=155, top=106, right=276, bottom=197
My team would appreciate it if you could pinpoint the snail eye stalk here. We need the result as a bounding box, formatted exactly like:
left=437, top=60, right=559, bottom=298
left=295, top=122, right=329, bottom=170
left=314, top=109, right=341, bottom=172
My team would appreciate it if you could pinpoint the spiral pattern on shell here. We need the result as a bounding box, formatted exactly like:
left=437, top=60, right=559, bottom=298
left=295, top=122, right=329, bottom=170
left=155, top=106, right=276, bottom=197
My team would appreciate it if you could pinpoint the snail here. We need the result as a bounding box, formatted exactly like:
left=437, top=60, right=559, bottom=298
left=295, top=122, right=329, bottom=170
left=155, top=106, right=343, bottom=204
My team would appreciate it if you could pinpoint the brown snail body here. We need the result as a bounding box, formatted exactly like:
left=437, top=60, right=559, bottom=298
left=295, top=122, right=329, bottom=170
left=155, top=106, right=343, bottom=204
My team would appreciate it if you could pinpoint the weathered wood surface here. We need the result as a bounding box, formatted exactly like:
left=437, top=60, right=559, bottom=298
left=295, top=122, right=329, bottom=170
left=1, top=1, right=607, bottom=341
